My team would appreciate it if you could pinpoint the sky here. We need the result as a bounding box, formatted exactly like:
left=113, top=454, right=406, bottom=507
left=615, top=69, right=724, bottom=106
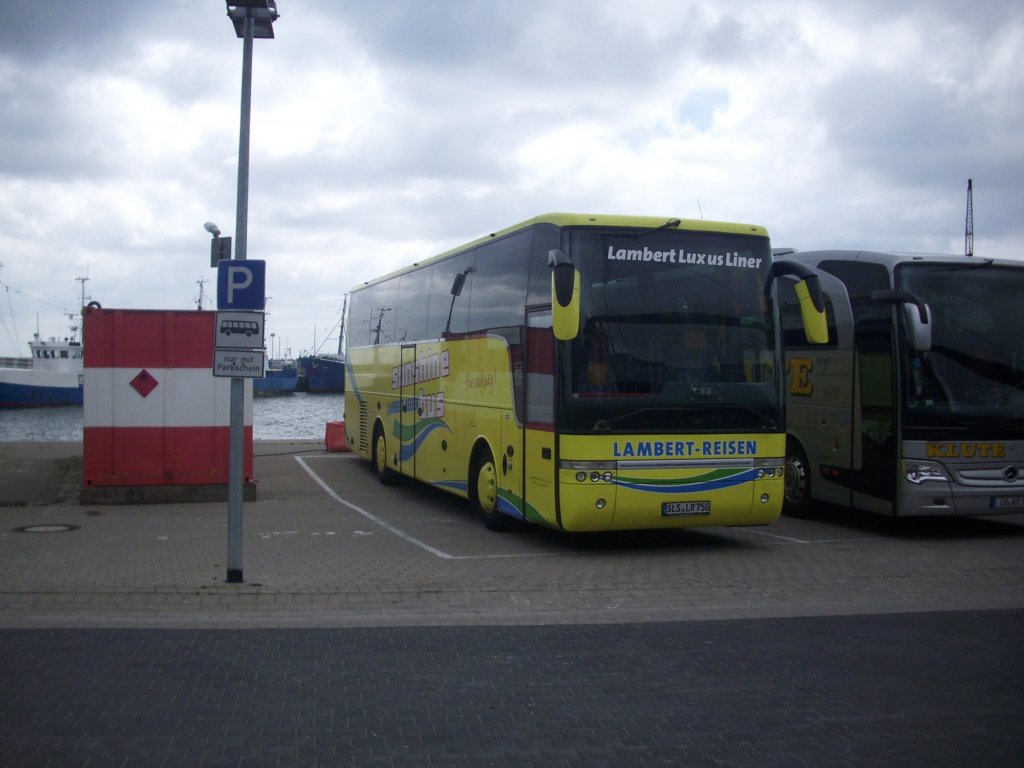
left=0, top=0, right=1021, bottom=359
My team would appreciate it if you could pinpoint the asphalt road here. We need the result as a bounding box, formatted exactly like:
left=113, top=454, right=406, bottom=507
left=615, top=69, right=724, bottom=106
left=1, top=611, right=1022, bottom=767
left=1, top=442, right=1022, bottom=765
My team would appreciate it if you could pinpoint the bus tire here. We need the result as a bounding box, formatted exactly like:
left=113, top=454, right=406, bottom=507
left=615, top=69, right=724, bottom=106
left=784, top=441, right=814, bottom=518
left=470, top=446, right=511, bottom=532
left=373, top=423, right=398, bottom=486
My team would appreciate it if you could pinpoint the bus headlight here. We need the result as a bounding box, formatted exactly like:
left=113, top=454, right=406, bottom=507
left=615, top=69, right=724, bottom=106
left=905, top=462, right=950, bottom=484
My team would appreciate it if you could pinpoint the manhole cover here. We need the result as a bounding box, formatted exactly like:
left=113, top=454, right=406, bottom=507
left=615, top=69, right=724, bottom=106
left=14, top=524, right=80, bottom=534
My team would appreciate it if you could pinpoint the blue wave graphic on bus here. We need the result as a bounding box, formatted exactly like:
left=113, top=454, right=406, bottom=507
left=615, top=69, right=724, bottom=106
left=617, top=468, right=761, bottom=494
left=397, top=420, right=451, bottom=462
left=432, top=480, right=523, bottom=519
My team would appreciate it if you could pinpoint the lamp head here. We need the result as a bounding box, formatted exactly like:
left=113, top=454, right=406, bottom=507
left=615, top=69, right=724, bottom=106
left=204, top=222, right=221, bottom=238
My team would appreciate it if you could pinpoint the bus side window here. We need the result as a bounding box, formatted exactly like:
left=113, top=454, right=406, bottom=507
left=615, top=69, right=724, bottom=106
left=397, top=265, right=432, bottom=343
left=467, top=230, right=532, bottom=332
left=427, top=252, right=474, bottom=338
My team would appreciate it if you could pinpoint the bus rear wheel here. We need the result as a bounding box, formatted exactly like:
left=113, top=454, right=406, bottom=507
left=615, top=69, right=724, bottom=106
left=373, top=424, right=398, bottom=486
left=471, top=448, right=511, bottom=531
left=784, top=442, right=813, bottom=518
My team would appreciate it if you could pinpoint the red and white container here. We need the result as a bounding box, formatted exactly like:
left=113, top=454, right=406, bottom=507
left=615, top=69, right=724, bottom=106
left=82, top=307, right=253, bottom=502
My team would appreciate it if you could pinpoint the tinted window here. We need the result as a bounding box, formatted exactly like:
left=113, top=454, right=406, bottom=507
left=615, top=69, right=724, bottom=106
left=364, top=278, right=398, bottom=345
left=348, top=285, right=373, bottom=347
left=467, top=230, right=532, bottom=331
left=527, top=224, right=559, bottom=307
left=396, top=265, right=432, bottom=342
left=427, top=251, right=474, bottom=338
left=819, top=260, right=891, bottom=323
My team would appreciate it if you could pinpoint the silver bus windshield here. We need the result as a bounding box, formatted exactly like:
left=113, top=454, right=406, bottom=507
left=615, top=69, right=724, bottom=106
left=558, top=229, right=782, bottom=433
left=898, top=262, right=1024, bottom=430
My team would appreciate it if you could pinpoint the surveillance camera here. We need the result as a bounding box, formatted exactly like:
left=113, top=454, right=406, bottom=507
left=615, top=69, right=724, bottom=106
left=204, top=222, right=221, bottom=237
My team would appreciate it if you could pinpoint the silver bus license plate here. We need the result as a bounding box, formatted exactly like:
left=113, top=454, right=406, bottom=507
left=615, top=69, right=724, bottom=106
left=992, top=496, right=1024, bottom=509
left=662, top=500, right=711, bottom=516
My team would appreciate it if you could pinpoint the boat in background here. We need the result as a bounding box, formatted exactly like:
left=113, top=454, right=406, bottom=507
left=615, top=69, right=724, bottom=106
left=299, top=353, right=344, bottom=394
left=297, top=294, right=346, bottom=394
left=0, top=331, right=84, bottom=407
left=253, top=359, right=299, bottom=397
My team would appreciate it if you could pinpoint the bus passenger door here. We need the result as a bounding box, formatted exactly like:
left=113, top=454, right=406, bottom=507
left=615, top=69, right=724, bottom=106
left=400, top=343, right=417, bottom=478
left=852, top=322, right=896, bottom=513
left=523, top=308, right=558, bottom=528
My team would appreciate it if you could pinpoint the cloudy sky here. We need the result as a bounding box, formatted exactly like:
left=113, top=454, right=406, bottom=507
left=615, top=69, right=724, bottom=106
left=0, top=0, right=1021, bottom=359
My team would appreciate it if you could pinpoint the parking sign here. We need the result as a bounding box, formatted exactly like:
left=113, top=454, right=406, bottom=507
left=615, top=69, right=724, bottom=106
left=217, top=260, right=266, bottom=310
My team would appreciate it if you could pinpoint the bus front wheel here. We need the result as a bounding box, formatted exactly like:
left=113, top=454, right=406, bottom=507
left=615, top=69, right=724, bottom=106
left=373, top=425, right=398, bottom=486
left=471, top=447, right=511, bottom=532
left=784, top=442, right=813, bottom=518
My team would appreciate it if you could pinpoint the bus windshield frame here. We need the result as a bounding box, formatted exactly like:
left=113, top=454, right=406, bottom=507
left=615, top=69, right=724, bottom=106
left=896, top=261, right=1024, bottom=435
left=557, top=228, right=781, bottom=434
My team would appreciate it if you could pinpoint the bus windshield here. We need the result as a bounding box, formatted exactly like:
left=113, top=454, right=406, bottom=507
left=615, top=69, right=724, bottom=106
left=898, top=262, right=1024, bottom=431
left=559, top=229, right=780, bottom=433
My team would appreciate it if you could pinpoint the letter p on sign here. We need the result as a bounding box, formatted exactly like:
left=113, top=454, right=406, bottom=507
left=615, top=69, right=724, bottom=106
left=217, top=260, right=266, bottom=310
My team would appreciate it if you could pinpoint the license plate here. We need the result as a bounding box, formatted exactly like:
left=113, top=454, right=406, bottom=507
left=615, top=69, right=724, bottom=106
left=662, top=500, right=711, bottom=516
left=991, top=496, right=1024, bottom=509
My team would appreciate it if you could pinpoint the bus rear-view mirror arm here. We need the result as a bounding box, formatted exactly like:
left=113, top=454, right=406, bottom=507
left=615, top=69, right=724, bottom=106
left=766, top=260, right=829, bottom=344
left=871, top=289, right=932, bottom=352
left=443, top=267, right=474, bottom=336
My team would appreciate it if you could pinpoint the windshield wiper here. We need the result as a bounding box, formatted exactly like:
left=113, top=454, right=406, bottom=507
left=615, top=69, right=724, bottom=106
left=927, top=259, right=993, bottom=272
left=716, top=400, right=778, bottom=431
left=623, top=218, right=682, bottom=240
left=594, top=408, right=662, bottom=431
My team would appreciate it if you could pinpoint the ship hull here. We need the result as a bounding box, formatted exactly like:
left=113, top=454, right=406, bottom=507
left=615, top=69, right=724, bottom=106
left=253, top=365, right=298, bottom=397
left=0, top=369, right=83, bottom=407
left=299, top=355, right=345, bottom=393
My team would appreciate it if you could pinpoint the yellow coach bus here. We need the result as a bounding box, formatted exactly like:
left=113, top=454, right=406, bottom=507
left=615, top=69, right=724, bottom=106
left=344, top=213, right=826, bottom=532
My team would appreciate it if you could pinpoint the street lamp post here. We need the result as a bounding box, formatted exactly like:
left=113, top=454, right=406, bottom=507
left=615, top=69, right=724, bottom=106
left=224, top=0, right=278, bottom=584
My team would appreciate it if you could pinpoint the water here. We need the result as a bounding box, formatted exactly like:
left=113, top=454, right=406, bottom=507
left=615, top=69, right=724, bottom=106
left=0, top=392, right=344, bottom=442
left=252, top=392, right=344, bottom=440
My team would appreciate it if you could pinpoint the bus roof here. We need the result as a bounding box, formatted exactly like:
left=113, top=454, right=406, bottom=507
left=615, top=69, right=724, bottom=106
left=351, top=212, right=770, bottom=291
left=780, top=249, right=1024, bottom=272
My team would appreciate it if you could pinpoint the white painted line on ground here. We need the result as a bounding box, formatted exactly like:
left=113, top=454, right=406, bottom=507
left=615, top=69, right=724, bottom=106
left=738, top=526, right=877, bottom=545
left=295, top=456, right=456, bottom=560
left=296, top=456, right=554, bottom=561
left=737, top=527, right=812, bottom=544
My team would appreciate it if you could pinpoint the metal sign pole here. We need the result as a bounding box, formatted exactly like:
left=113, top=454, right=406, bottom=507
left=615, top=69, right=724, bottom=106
left=227, top=9, right=255, bottom=584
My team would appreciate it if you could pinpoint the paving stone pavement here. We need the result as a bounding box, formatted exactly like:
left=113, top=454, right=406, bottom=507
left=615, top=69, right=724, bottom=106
left=0, top=441, right=1022, bottom=765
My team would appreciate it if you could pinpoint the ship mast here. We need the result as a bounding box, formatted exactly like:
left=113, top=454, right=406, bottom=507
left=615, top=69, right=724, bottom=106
left=336, top=294, right=347, bottom=356
left=196, top=276, right=208, bottom=310
left=71, top=275, right=91, bottom=343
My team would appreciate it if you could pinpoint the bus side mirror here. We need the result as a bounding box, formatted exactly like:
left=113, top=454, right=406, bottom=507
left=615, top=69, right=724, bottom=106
left=794, top=276, right=829, bottom=344
left=871, top=289, right=932, bottom=352
left=904, top=303, right=932, bottom=352
left=548, top=249, right=580, bottom=340
left=766, top=260, right=829, bottom=344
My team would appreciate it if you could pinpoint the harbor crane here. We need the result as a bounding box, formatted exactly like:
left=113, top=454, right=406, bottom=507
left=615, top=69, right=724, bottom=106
left=964, top=178, right=974, bottom=257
